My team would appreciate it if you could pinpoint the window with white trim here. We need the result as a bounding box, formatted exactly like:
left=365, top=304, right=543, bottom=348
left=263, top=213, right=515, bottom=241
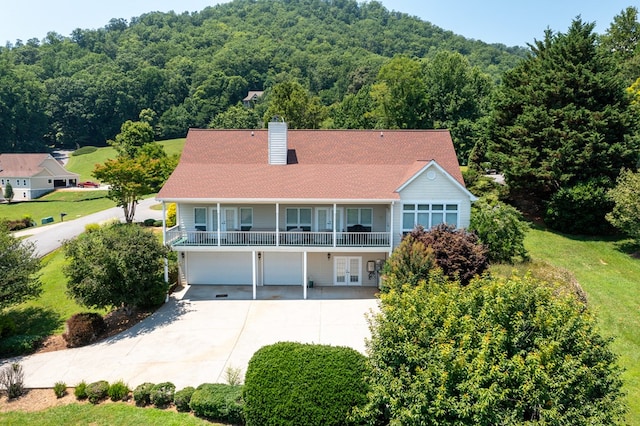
left=402, top=203, right=458, bottom=231
left=286, top=207, right=312, bottom=230
left=240, top=207, right=253, bottom=228
left=346, top=208, right=373, bottom=227
left=194, top=207, right=207, bottom=231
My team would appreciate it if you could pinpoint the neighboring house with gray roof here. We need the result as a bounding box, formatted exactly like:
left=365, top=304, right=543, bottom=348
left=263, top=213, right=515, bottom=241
left=0, top=153, right=79, bottom=201
left=157, top=121, right=476, bottom=298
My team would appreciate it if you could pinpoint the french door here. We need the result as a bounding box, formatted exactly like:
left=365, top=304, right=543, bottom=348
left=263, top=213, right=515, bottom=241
left=334, top=256, right=362, bottom=286
left=212, top=208, right=238, bottom=231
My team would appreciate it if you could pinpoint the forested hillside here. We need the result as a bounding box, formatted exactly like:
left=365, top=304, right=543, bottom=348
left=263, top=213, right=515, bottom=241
left=0, top=0, right=527, bottom=153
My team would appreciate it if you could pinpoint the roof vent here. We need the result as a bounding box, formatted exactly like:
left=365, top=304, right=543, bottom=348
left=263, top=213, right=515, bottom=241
left=268, top=118, right=288, bottom=165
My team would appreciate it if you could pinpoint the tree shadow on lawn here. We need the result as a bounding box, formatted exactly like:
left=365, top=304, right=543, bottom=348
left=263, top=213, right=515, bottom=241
left=100, top=299, right=193, bottom=345
left=0, top=307, right=63, bottom=358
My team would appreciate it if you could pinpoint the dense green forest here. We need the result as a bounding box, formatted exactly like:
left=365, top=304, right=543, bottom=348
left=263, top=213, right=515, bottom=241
left=0, top=0, right=527, bottom=154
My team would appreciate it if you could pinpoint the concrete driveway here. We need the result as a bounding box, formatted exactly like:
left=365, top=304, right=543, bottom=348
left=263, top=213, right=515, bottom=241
left=5, top=286, right=379, bottom=389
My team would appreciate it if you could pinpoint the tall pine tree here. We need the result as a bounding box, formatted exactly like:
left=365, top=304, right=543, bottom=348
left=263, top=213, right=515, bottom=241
left=487, top=19, right=640, bottom=233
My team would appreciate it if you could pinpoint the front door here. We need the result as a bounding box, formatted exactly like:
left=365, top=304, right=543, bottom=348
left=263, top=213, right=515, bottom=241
left=334, top=256, right=362, bottom=286
left=316, top=208, right=343, bottom=231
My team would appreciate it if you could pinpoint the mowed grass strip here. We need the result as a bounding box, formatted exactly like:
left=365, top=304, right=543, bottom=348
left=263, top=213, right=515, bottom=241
left=65, top=138, right=185, bottom=181
left=0, top=190, right=115, bottom=224
left=524, top=227, right=640, bottom=424
left=0, top=403, right=218, bottom=426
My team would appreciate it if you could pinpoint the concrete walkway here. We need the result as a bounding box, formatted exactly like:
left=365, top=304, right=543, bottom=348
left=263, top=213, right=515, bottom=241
left=3, top=286, right=379, bottom=389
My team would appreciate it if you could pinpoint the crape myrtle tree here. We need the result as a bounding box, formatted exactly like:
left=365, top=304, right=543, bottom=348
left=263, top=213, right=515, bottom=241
left=63, top=223, right=169, bottom=315
left=487, top=19, right=640, bottom=233
left=354, top=272, right=626, bottom=425
left=0, top=223, right=42, bottom=310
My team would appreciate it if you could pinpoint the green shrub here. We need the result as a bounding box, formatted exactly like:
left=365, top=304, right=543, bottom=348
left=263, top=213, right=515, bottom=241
left=382, top=235, right=435, bottom=291
left=72, top=146, right=98, bottom=156
left=86, top=380, right=109, bottom=404
left=0, top=334, right=43, bottom=357
left=108, top=380, right=130, bottom=401
left=53, top=381, right=67, bottom=398
left=150, top=382, right=176, bottom=408
left=410, top=224, right=488, bottom=285
left=545, top=178, right=614, bottom=235
left=469, top=196, right=529, bottom=263
left=244, top=342, right=369, bottom=426
left=0, top=363, right=25, bottom=399
left=0, top=315, right=17, bottom=338
left=133, top=382, right=155, bottom=406
left=174, top=386, right=196, bottom=412
left=74, top=381, right=88, bottom=400
left=62, top=312, right=105, bottom=348
left=153, top=220, right=163, bottom=227
left=84, top=223, right=100, bottom=233
left=190, top=383, right=244, bottom=424
left=143, top=218, right=156, bottom=227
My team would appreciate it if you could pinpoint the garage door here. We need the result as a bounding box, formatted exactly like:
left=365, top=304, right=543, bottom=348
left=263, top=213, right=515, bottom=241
left=188, top=252, right=251, bottom=285
left=264, top=252, right=302, bottom=285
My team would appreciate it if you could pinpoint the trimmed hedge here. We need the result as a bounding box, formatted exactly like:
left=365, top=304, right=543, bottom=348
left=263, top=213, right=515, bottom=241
left=72, top=146, right=98, bottom=156
left=190, top=383, right=244, bottom=424
left=86, top=380, right=109, bottom=404
left=133, top=382, right=155, bottom=406
left=150, top=382, right=175, bottom=408
left=174, top=386, right=195, bottom=412
left=62, top=312, right=105, bottom=348
left=243, top=342, right=369, bottom=426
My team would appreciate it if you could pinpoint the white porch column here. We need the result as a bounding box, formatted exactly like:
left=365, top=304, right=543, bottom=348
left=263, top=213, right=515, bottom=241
left=303, top=251, right=308, bottom=300
left=217, top=202, right=221, bottom=247
left=276, top=203, right=280, bottom=247
left=389, top=201, right=395, bottom=256
left=162, top=201, right=169, bottom=288
left=333, top=203, right=337, bottom=248
left=252, top=250, right=257, bottom=300
left=162, top=201, right=167, bottom=245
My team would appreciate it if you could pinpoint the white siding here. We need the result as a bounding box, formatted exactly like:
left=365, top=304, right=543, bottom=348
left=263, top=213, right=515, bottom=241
left=393, top=166, right=472, bottom=247
left=187, top=252, right=252, bottom=285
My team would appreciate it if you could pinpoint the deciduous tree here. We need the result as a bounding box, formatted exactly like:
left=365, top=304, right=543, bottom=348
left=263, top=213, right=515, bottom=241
left=606, top=168, right=640, bottom=244
left=63, top=223, right=168, bottom=314
left=93, top=142, right=176, bottom=223
left=356, top=273, right=625, bottom=425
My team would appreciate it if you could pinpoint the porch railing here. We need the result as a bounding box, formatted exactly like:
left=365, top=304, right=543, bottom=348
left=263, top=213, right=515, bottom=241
left=165, top=229, right=390, bottom=248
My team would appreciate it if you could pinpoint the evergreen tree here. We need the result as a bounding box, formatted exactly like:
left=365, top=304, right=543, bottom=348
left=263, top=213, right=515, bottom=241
left=487, top=19, right=640, bottom=231
left=3, top=182, right=14, bottom=203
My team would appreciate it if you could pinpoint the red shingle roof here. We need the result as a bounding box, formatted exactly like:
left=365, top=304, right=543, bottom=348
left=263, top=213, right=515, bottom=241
left=157, top=129, right=465, bottom=201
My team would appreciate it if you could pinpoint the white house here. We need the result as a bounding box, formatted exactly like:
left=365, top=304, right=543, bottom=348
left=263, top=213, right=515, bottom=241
left=157, top=122, right=476, bottom=298
left=0, top=153, right=79, bottom=201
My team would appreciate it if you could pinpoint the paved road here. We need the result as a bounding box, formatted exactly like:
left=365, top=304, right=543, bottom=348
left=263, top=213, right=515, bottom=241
left=13, top=197, right=163, bottom=256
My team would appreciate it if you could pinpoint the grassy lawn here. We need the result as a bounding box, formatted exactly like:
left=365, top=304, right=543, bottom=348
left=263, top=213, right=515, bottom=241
left=0, top=403, right=218, bottom=425
left=0, top=191, right=115, bottom=225
left=3, top=249, right=104, bottom=340
left=65, top=138, right=185, bottom=181
left=523, top=227, right=640, bottom=424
